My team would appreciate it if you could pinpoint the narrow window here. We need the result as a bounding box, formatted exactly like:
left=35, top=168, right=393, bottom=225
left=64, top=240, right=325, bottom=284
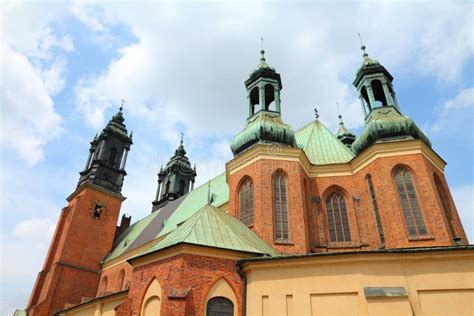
left=108, top=147, right=117, bottom=167
left=394, top=167, right=426, bottom=237
left=274, top=170, right=289, bottom=241
left=100, top=276, right=108, bottom=294
left=366, top=175, right=385, bottom=245
left=434, top=174, right=456, bottom=237
left=325, top=192, right=351, bottom=242
left=206, top=297, right=234, bottom=316
left=118, top=269, right=125, bottom=290
left=239, top=178, right=254, bottom=227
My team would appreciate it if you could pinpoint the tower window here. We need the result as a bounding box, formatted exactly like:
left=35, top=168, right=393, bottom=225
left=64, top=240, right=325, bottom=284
left=434, top=174, right=456, bottom=238
left=371, top=79, right=388, bottom=107
left=274, top=170, right=289, bottom=241
left=250, top=86, right=259, bottom=115
left=325, top=191, right=351, bottom=242
left=239, top=178, right=254, bottom=227
left=394, top=167, right=427, bottom=237
left=264, top=84, right=275, bottom=111
left=366, top=175, right=385, bottom=245
left=206, top=297, right=234, bottom=316
left=108, top=147, right=117, bottom=167
left=92, top=203, right=103, bottom=219
left=179, top=180, right=186, bottom=195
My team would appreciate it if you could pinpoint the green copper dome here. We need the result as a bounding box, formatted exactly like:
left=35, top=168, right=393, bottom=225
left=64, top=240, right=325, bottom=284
left=230, top=111, right=296, bottom=155
left=352, top=106, right=431, bottom=154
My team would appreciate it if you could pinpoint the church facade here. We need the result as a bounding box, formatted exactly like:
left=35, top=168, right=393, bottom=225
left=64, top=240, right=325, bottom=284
left=22, top=46, right=473, bottom=316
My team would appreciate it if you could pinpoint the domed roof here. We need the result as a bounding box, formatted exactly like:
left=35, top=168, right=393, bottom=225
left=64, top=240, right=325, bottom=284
left=352, top=106, right=431, bottom=154
left=230, top=111, right=296, bottom=155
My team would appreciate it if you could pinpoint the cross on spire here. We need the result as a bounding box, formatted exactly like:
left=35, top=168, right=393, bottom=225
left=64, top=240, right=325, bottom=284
left=180, top=132, right=184, bottom=146
left=336, top=102, right=343, bottom=121
left=357, top=32, right=368, bottom=57
left=120, top=99, right=126, bottom=111
left=314, top=107, right=319, bottom=120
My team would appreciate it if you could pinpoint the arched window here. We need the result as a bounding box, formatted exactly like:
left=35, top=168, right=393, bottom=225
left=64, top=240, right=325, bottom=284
left=264, top=84, right=275, bottom=111
left=361, top=85, right=370, bottom=112
left=239, top=178, right=254, bottom=227
left=100, top=276, right=108, bottom=295
left=394, top=167, right=426, bottom=237
left=325, top=191, right=351, bottom=242
left=370, top=79, right=388, bottom=107
left=118, top=269, right=125, bottom=290
left=366, top=175, right=385, bottom=245
left=434, top=174, right=456, bottom=237
left=108, top=147, right=117, bottom=167
left=249, top=86, right=259, bottom=115
left=274, top=170, right=289, bottom=241
left=206, top=297, right=234, bottom=316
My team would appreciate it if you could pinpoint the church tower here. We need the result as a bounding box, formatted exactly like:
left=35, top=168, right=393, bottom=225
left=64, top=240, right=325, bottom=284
left=27, top=106, right=132, bottom=316
left=152, top=135, right=196, bottom=211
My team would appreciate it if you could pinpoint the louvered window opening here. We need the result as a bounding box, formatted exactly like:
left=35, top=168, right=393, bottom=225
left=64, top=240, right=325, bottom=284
left=394, top=167, right=426, bottom=237
left=274, top=171, right=289, bottom=241
left=326, top=192, right=351, bottom=242
left=434, top=174, right=456, bottom=237
left=239, top=179, right=254, bottom=227
left=366, top=175, right=385, bottom=245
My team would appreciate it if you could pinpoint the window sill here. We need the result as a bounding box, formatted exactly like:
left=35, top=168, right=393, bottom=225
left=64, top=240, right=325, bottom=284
left=274, top=240, right=294, bottom=245
left=327, top=242, right=363, bottom=249
left=408, top=235, right=435, bottom=241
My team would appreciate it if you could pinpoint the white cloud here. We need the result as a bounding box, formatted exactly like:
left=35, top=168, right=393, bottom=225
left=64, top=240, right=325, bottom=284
left=427, top=87, right=474, bottom=132
left=12, top=218, right=55, bottom=248
left=451, top=185, right=474, bottom=243
left=0, top=2, right=72, bottom=166
left=72, top=1, right=473, bottom=149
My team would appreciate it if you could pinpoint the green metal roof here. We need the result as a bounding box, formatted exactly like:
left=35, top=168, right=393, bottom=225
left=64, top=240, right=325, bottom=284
left=352, top=106, right=431, bottom=154
left=230, top=111, right=296, bottom=156
left=295, top=120, right=355, bottom=165
left=136, top=204, right=279, bottom=258
left=105, top=210, right=160, bottom=261
left=158, top=173, right=229, bottom=237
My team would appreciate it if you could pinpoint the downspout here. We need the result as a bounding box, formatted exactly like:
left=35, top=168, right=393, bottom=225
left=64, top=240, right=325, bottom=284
left=237, top=262, right=247, bottom=316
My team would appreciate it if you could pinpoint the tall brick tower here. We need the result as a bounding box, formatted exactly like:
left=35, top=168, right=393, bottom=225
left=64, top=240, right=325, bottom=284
left=27, top=106, right=133, bottom=316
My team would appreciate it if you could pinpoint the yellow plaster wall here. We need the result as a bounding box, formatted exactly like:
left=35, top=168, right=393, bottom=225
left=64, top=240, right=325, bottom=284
left=245, top=250, right=474, bottom=316
left=59, top=294, right=126, bottom=316
left=141, top=279, right=162, bottom=316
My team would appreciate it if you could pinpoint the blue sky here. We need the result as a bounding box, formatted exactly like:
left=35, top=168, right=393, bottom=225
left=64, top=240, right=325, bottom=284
left=1, top=1, right=473, bottom=313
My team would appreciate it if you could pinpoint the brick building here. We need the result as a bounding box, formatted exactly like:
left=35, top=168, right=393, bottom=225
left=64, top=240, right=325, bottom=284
left=20, top=46, right=473, bottom=316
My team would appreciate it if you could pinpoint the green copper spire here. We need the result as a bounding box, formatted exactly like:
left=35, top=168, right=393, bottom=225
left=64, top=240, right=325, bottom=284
left=335, top=113, right=356, bottom=149
left=351, top=41, right=431, bottom=154
left=231, top=47, right=295, bottom=156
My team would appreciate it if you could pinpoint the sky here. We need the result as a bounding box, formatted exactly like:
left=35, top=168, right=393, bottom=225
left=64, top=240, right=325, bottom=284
left=0, top=0, right=473, bottom=313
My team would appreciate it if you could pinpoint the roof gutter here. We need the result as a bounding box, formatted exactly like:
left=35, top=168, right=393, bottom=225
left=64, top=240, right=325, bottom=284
left=236, top=261, right=247, bottom=316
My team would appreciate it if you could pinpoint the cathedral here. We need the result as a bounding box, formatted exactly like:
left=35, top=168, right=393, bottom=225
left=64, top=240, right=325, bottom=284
left=21, top=45, right=473, bottom=316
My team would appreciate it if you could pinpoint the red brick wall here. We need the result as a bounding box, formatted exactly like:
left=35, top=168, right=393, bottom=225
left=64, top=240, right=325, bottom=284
left=98, top=261, right=134, bottom=295
left=228, top=159, right=311, bottom=254
left=227, top=151, right=466, bottom=255
left=27, top=186, right=124, bottom=316
left=117, top=253, right=242, bottom=316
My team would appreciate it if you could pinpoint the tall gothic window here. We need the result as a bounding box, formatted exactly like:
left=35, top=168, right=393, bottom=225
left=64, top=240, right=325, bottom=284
left=434, top=174, right=456, bottom=237
left=366, top=175, right=385, bottom=245
left=274, top=170, right=289, bottom=241
left=394, top=167, right=426, bottom=237
left=239, top=178, right=254, bottom=227
left=325, top=191, right=351, bottom=242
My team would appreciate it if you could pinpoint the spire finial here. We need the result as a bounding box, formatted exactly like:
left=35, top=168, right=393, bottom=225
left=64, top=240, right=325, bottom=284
left=120, top=99, right=126, bottom=112
left=130, top=130, right=133, bottom=138
left=358, top=32, right=368, bottom=57
left=314, top=107, right=319, bottom=120
left=336, top=102, right=343, bottom=123
left=207, top=180, right=211, bottom=204
left=260, top=37, right=265, bottom=62
left=180, top=132, right=184, bottom=146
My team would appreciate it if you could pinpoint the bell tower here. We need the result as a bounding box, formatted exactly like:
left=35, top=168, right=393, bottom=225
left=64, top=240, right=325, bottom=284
left=152, top=135, right=196, bottom=211
left=27, top=106, right=132, bottom=316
